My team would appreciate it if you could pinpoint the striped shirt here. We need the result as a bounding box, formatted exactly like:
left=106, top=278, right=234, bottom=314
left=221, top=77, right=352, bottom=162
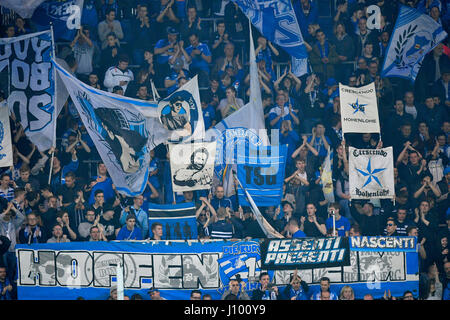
left=207, top=220, right=234, bottom=239
left=0, top=187, right=14, bottom=202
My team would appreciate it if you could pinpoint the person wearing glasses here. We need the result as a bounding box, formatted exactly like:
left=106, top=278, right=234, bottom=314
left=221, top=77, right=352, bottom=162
left=18, top=212, right=47, bottom=244
left=221, top=279, right=250, bottom=300
left=385, top=218, right=400, bottom=236
left=161, top=95, right=191, bottom=133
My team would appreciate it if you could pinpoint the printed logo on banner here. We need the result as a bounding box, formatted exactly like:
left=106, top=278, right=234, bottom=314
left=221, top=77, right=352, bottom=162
left=158, top=90, right=198, bottom=142
left=76, top=91, right=148, bottom=175
left=349, top=98, right=367, bottom=115
left=355, top=158, right=386, bottom=188
left=217, top=241, right=270, bottom=293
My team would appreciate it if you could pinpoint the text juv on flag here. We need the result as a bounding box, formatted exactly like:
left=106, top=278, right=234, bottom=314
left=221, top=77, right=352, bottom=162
left=0, top=30, right=56, bottom=151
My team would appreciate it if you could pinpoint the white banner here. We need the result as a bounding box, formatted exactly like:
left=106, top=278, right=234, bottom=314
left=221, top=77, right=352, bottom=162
left=169, top=142, right=216, bottom=192
left=55, top=60, right=171, bottom=196
left=0, top=100, right=13, bottom=167
left=349, top=147, right=395, bottom=199
left=0, top=30, right=56, bottom=151
left=154, top=76, right=205, bottom=144
left=0, top=0, right=47, bottom=18
left=339, top=82, right=380, bottom=134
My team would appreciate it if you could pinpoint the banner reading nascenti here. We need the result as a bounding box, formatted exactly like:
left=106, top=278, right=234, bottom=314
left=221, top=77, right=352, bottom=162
left=349, top=147, right=395, bottom=199
left=0, top=30, right=55, bottom=151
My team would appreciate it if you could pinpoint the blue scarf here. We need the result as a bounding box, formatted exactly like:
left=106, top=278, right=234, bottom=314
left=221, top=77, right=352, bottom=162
left=23, top=226, right=40, bottom=244
left=317, top=41, right=329, bottom=58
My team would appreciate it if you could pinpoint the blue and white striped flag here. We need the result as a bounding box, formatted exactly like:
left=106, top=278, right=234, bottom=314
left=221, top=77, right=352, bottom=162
left=232, top=0, right=308, bottom=59
left=381, top=5, right=447, bottom=82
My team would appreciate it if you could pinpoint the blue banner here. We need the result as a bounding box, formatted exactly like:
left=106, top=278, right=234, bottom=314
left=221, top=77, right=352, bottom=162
left=232, top=0, right=308, bottom=59
left=32, top=0, right=84, bottom=41
left=16, top=238, right=419, bottom=300
left=237, top=144, right=287, bottom=207
left=381, top=5, right=447, bottom=82
left=147, top=202, right=198, bottom=240
left=349, top=236, right=417, bottom=252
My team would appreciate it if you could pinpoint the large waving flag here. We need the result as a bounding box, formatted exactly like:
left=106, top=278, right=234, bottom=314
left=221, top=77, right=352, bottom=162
left=381, top=5, right=447, bottom=82
left=32, top=0, right=84, bottom=41
left=349, top=147, right=395, bottom=200
left=147, top=202, right=198, bottom=240
left=232, top=0, right=308, bottom=59
left=0, top=0, right=47, bottom=18
left=236, top=144, right=287, bottom=207
left=321, top=147, right=334, bottom=203
left=0, top=30, right=56, bottom=151
left=55, top=60, right=171, bottom=196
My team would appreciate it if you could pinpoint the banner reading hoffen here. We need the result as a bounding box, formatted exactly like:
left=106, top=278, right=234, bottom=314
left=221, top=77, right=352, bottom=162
left=0, top=30, right=55, bottom=151
left=169, top=142, right=216, bottom=192
left=339, top=82, right=380, bottom=134
left=349, top=147, right=395, bottom=199
left=55, top=60, right=170, bottom=196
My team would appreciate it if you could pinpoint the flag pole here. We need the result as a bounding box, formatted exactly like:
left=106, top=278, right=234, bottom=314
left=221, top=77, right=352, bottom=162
left=48, top=24, right=57, bottom=185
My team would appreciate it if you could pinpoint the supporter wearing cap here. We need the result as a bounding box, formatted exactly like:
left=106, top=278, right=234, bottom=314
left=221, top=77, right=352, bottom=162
left=154, top=26, right=180, bottom=86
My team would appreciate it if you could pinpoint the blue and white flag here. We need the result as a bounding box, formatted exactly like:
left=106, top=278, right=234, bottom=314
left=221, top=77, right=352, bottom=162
left=32, top=0, right=84, bottom=41
left=381, top=5, right=447, bottom=82
left=147, top=202, right=198, bottom=240
left=206, top=23, right=269, bottom=197
left=232, top=0, right=308, bottom=59
left=55, top=60, right=171, bottom=196
left=0, top=30, right=56, bottom=151
left=0, top=0, right=47, bottom=18
left=0, top=100, right=13, bottom=168
left=236, top=144, right=287, bottom=207
left=349, top=147, right=395, bottom=200
left=321, top=147, right=334, bottom=203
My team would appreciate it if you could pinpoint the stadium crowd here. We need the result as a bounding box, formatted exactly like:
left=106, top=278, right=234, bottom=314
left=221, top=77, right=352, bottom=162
left=0, top=0, right=449, bottom=300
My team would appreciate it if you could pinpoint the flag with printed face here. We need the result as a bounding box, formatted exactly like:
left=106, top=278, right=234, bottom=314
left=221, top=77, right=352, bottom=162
left=0, top=30, right=56, bottom=151
left=145, top=76, right=205, bottom=144
left=321, top=147, right=334, bottom=203
left=381, top=5, right=447, bottom=82
left=147, top=202, right=198, bottom=240
left=0, top=101, right=13, bottom=168
left=349, top=147, right=395, bottom=199
left=169, top=142, right=216, bottom=192
left=339, top=82, right=380, bottom=134
left=55, top=60, right=171, bottom=196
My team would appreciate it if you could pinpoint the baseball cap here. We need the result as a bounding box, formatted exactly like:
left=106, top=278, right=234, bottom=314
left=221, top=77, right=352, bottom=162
left=167, top=27, right=179, bottom=35
left=326, top=78, right=337, bottom=87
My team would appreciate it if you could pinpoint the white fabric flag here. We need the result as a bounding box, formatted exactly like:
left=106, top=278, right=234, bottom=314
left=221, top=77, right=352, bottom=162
left=169, top=142, right=216, bottom=192
left=0, top=100, right=13, bottom=168
left=55, top=60, right=171, bottom=196
left=0, top=0, right=47, bottom=18
left=339, top=82, right=380, bottom=134
left=0, top=30, right=56, bottom=151
left=137, top=76, right=205, bottom=144
left=321, top=147, right=335, bottom=203
left=349, top=147, right=395, bottom=199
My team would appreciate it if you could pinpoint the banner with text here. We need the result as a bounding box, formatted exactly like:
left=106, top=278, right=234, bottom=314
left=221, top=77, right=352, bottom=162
left=349, top=147, right=395, bottom=199
left=339, top=82, right=380, bottom=134
left=16, top=237, right=418, bottom=300
left=0, top=101, right=13, bottom=167
left=0, top=30, right=55, bottom=151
